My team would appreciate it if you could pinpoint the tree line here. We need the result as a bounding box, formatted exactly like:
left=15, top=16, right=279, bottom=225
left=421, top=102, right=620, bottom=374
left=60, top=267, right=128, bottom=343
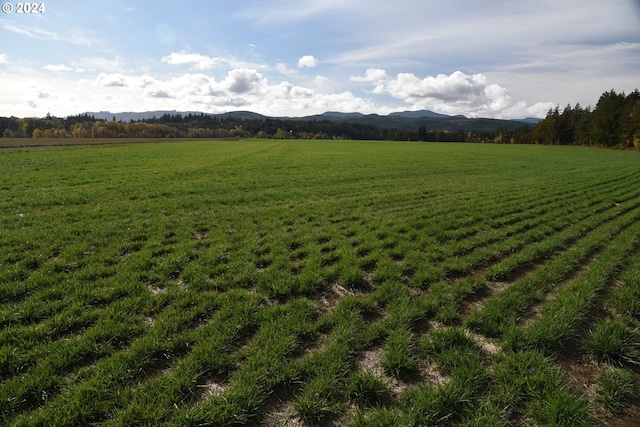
left=0, top=112, right=535, bottom=143
left=1, top=89, right=638, bottom=146
left=531, top=89, right=640, bottom=147
left=0, top=113, right=383, bottom=140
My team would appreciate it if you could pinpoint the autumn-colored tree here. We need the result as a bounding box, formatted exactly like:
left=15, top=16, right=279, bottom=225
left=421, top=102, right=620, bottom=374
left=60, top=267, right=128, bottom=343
left=71, top=123, right=88, bottom=138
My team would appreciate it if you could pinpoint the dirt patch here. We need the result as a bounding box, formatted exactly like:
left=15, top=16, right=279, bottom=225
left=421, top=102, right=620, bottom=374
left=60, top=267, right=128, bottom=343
left=559, top=351, right=640, bottom=427
left=147, top=284, right=167, bottom=296
left=464, top=329, right=501, bottom=357
left=357, top=346, right=449, bottom=398
left=197, top=379, right=228, bottom=400
left=358, top=347, right=387, bottom=379
left=416, top=357, right=450, bottom=387
left=192, top=232, right=207, bottom=241
left=599, top=404, right=640, bottom=427
left=318, top=283, right=356, bottom=312
left=559, top=355, right=600, bottom=400
left=358, top=347, right=409, bottom=396
left=260, top=403, right=303, bottom=427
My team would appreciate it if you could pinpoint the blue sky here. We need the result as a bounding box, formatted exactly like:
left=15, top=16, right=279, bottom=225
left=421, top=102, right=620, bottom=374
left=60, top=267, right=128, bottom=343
left=1, top=0, right=639, bottom=118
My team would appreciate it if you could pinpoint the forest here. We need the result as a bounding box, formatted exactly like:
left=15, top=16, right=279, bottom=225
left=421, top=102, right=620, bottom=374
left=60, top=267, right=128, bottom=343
left=531, top=89, right=640, bottom=147
left=1, top=89, right=639, bottom=147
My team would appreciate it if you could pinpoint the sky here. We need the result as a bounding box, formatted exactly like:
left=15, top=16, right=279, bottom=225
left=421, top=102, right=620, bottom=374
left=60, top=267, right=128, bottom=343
left=0, top=0, right=639, bottom=119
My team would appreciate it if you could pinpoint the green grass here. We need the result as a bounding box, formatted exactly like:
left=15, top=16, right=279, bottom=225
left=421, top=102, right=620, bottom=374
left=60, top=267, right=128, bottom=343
left=595, top=367, right=636, bottom=414
left=2, top=139, right=640, bottom=425
left=585, top=318, right=640, bottom=366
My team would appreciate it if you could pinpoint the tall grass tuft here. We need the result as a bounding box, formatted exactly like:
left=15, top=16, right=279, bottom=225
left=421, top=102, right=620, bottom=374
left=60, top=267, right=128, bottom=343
left=595, top=367, right=636, bottom=414
left=584, top=318, right=640, bottom=366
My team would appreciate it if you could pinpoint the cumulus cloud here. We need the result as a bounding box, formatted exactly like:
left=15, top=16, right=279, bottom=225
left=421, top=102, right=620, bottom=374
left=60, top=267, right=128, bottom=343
left=95, top=73, right=128, bottom=87
left=162, top=51, right=224, bottom=70
left=271, top=81, right=313, bottom=99
left=297, top=55, right=318, bottom=68
left=350, top=68, right=391, bottom=94
left=138, top=74, right=159, bottom=88
left=349, top=68, right=389, bottom=83
left=223, top=69, right=266, bottom=94
left=313, top=75, right=328, bottom=86
left=351, top=69, right=537, bottom=117
left=208, top=96, right=249, bottom=107
left=0, top=54, right=7, bottom=64
left=147, top=89, right=174, bottom=98
left=0, top=62, right=385, bottom=118
left=301, top=91, right=376, bottom=114
left=44, top=64, right=73, bottom=72
left=275, top=63, right=296, bottom=76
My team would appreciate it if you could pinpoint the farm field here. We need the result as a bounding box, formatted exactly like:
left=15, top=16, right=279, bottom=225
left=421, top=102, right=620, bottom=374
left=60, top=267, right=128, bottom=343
left=1, top=139, right=639, bottom=426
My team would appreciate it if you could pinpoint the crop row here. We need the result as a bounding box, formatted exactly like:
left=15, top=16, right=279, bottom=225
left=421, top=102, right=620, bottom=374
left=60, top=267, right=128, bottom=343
left=1, top=141, right=639, bottom=425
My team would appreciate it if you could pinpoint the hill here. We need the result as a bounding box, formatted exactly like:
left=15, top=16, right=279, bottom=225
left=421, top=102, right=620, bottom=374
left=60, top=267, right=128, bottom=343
left=82, top=109, right=538, bottom=133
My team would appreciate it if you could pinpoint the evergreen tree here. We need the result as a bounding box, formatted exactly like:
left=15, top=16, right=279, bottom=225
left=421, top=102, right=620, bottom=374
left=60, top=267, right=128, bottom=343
left=417, top=124, right=428, bottom=141
left=592, top=90, right=625, bottom=146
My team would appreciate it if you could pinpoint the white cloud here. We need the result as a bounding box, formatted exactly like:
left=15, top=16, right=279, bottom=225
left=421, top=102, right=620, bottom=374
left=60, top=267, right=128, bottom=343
left=40, top=65, right=372, bottom=116
left=275, top=62, right=296, bottom=76
left=0, top=20, right=58, bottom=41
left=44, top=64, right=73, bottom=72
left=350, top=68, right=389, bottom=83
left=297, top=55, right=318, bottom=68
left=1, top=1, right=637, bottom=120
left=271, top=81, right=313, bottom=99
left=138, top=74, right=159, bottom=88
left=350, top=69, right=390, bottom=94
left=161, top=51, right=224, bottom=70
left=0, top=61, right=551, bottom=119
left=351, top=69, right=549, bottom=118
left=147, top=89, right=174, bottom=99
left=313, top=75, right=328, bottom=86
left=0, top=19, right=91, bottom=46
left=95, top=72, right=128, bottom=87
left=381, top=71, right=490, bottom=103
left=251, top=0, right=356, bottom=23
left=223, top=69, right=266, bottom=94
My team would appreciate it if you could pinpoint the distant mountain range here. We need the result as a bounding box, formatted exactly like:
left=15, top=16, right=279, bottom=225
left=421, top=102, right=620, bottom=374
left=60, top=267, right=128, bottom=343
left=80, top=109, right=541, bottom=132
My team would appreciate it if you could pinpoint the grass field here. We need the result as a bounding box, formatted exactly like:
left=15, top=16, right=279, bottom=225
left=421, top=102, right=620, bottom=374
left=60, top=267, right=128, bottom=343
left=1, top=139, right=639, bottom=426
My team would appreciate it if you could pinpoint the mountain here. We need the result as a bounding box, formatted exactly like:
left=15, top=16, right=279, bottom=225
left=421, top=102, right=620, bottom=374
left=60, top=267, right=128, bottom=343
left=388, top=110, right=454, bottom=119
left=302, top=112, right=534, bottom=132
left=218, top=111, right=268, bottom=120
left=83, top=110, right=189, bottom=122
left=79, top=109, right=540, bottom=133
left=319, top=111, right=366, bottom=119
left=512, top=117, right=542, bottom=124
